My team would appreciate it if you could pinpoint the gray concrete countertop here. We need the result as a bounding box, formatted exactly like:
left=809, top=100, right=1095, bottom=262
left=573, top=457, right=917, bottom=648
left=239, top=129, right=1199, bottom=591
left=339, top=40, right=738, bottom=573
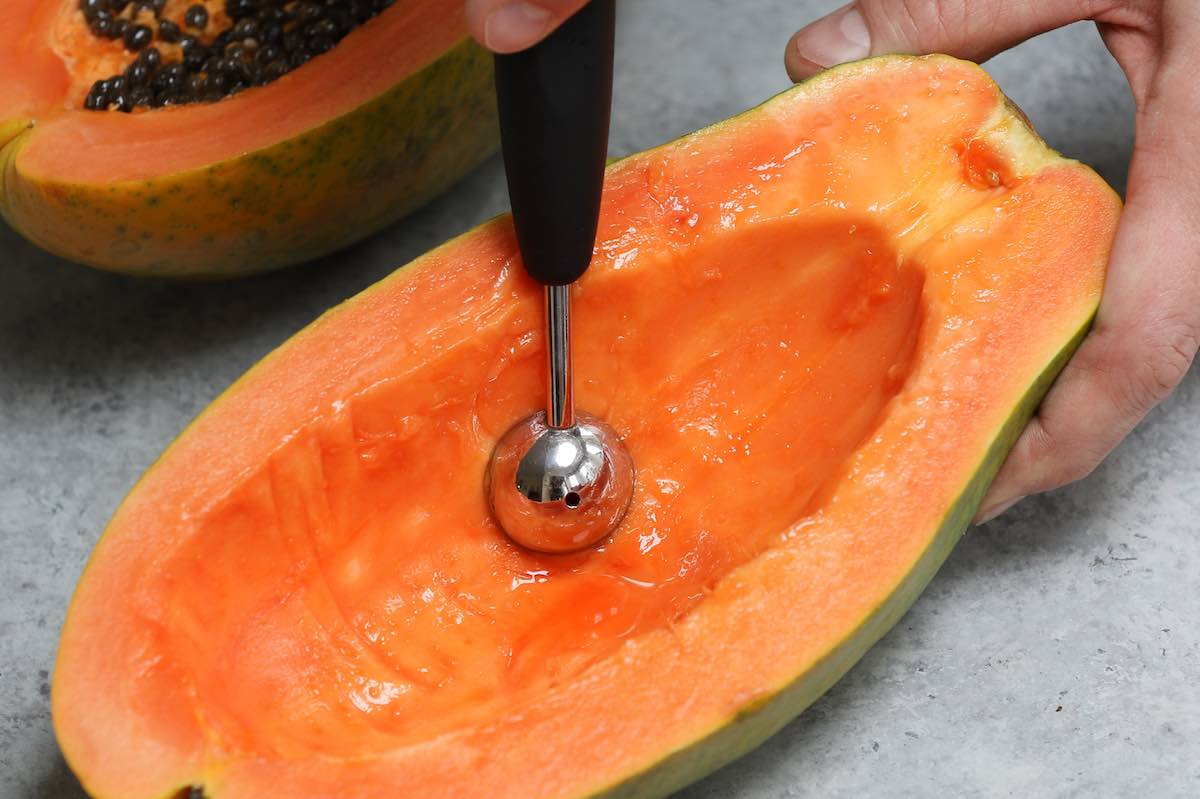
left=3, top=2, right=1197, bottom=797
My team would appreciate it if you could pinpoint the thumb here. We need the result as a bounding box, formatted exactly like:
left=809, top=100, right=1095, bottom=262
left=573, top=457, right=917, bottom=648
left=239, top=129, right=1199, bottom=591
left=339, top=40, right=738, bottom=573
left=786, top=0, right=1103, bottom=81
left=465, top=0, right=590, bottom=53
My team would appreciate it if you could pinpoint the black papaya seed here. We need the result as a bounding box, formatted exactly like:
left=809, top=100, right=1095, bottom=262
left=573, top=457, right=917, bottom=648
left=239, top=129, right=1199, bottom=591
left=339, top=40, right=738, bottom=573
left=263, top=59, right=289, bottom=81
left=156, top=18, right=180, bottom=42
left=259, top=20, right=283, bottom=44
left=84, top=80, right=108, bottom=110
left=256, top=43, right=280, bottom=63
left=232, top=17, right=258, bottom=38
left=226, top=0, right=255, bottom=19
left=124, top=23, right=153, bottom=51
left=80, top=0, right=108, bottom=23
left=152, top=63, right=186, bottom=92
left=308, top=18, right=339, bottom=39
left=294, top=2, right=322, bottom=23
left=124, top=59, right=149, bottom=85
left=184, top=4, right=208, bottom=30
left=89, top=15, right=115, bottom=38
left=138, top=46, right=161, bottom=71
left=306, top=35, right=334, bottom=55
left=185, top=73, right=205, bottom=94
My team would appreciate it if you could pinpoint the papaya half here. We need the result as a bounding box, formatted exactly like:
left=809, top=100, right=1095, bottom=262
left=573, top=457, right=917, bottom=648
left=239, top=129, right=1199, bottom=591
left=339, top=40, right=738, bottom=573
left=0, top=0, right=497, bottom=277
left=53, top=55, right=1119, bottom=798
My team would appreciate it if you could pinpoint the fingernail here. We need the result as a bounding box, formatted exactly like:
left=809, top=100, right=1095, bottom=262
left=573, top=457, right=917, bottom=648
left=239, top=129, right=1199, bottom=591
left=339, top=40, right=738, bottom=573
left=793, top=5, right=871, bottom=69
left=484, top=2, right=552, bottom=53
left=976, top=496, right=1026, bottom=525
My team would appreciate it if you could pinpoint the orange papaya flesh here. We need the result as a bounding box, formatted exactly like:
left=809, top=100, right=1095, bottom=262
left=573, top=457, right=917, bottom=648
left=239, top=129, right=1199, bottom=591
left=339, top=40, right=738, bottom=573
left=0, top=0, right=497, bottom=277
left=53, top=55, right=1119, bottom=799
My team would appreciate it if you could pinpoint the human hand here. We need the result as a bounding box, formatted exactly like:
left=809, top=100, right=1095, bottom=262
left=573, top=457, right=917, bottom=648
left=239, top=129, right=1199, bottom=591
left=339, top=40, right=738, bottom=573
left=465, top=0, right=590, bottom=52
left=465, top=0, right=1198, bottom=522
left=787, top=1, right=1199, bottom=523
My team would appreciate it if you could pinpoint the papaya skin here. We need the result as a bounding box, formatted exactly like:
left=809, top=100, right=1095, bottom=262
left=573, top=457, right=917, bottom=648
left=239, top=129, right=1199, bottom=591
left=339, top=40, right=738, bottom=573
left=52, top=55, right=1119, bottom=799
left=0, top=37, right=497, bottom=278
left=0, top=118, right=25, bottom=150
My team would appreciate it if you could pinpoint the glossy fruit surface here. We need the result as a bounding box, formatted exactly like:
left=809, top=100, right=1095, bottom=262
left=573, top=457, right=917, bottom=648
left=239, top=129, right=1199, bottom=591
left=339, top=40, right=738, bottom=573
left=53, top=55, right=1118, bottom=799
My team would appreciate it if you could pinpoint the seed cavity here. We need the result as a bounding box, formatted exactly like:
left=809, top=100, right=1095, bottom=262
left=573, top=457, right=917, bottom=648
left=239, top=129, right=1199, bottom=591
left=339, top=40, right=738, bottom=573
left=80, top=0, right=398, bottom=113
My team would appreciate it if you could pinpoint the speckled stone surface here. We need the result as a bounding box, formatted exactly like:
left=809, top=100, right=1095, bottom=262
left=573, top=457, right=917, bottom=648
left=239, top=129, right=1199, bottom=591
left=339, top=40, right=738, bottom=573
left=2, top=2, right=1197, bottom=797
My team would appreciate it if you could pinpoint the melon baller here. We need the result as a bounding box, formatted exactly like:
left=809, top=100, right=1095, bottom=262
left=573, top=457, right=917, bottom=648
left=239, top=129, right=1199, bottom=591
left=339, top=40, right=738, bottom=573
left=485, top=0, right=635, bottom=554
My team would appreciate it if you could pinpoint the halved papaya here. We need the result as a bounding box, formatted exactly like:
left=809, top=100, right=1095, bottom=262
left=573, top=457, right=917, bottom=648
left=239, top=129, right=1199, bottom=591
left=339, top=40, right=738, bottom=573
left=53, top=55, right=1118, bottom=798
left=0, top=0, right=497, bottom=277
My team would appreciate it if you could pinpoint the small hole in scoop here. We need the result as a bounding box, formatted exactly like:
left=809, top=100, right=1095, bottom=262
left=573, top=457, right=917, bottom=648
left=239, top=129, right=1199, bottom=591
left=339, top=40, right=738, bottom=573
left=564, top=492, right=581, bottom=509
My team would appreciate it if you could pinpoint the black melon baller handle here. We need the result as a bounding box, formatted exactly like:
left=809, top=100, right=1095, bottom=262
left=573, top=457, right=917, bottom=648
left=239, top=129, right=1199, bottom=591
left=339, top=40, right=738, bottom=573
left=493, top=0, right=615, bottom=287
left=493, top=0, right=615, bottom=430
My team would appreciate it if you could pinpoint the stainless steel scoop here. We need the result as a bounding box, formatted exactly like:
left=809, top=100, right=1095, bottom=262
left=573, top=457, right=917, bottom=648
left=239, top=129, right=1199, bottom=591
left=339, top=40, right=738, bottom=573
left=485, top=0, right=634, bottom=554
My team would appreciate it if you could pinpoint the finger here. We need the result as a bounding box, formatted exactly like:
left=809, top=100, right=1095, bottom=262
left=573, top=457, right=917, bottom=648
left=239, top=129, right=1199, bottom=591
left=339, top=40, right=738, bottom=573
left=465, top=0, right=590, bottom=53
left=786, top=0, right=1111, bottom=81
left=976, top=78, right=1200, bottom=522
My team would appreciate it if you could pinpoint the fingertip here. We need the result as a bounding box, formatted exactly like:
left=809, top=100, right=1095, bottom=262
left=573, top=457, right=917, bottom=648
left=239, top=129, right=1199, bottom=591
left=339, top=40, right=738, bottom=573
left=973, top=495, right=1025, bottom=526
left=784, top=30, right=828, bottom=82
left=467, top=0, right=593, bottom=54
left=785, top=3, right=871, bottom=82
left=482, top=1, right=553, bottom=53
left=464, top=0, right=493, bottom=49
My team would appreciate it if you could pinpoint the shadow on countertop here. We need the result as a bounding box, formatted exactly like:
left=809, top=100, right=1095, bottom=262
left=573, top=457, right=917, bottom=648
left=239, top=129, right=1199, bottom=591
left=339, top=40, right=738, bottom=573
left=30, top=753, right=87, bottom=799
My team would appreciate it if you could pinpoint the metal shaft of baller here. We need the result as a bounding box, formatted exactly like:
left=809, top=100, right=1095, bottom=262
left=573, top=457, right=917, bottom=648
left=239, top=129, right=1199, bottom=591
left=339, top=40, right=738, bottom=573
left=545, top=285, right=574, bottom=430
